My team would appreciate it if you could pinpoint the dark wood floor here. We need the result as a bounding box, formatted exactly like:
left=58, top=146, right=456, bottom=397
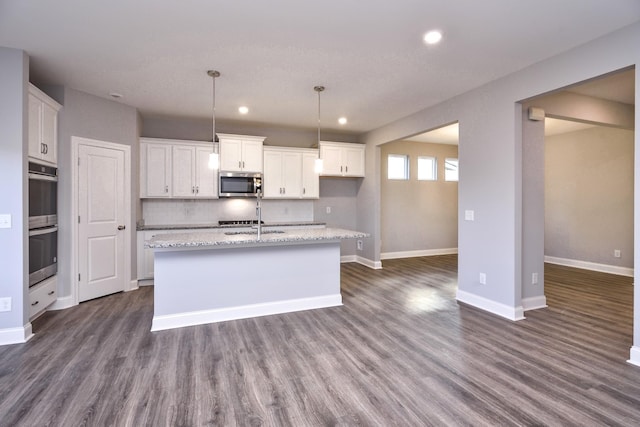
left=2, top=255, right=640, bottom=426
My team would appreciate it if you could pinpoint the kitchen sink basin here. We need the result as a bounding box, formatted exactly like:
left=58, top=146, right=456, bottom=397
left=224, top=230, right=285, bottom=236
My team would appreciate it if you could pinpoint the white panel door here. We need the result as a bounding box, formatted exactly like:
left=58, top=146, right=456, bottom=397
left=78, top=144, right=126, bottom=302
left=172, top=145, right=196, bottom=198
left=301, top=152, right=319, bottom=198
left=263, top=150, right=283, bottom=198
left=40, top=102, right=57, bottom=164
left=195, top=146, right=217, bottom=197
left=241, top=140, right=264, bottom=172
left=344, top=145, right=365, bottom=177
left=144, top=144, right=171, bottom=197
left=319, top=144, right=343, bottom=176
left=281, top=151, right=302, bottom=198
left=219, top=139, right=243, bottom=172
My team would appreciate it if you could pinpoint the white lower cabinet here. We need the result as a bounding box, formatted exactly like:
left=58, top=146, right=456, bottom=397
left=29, top=275, right=57, bottom=319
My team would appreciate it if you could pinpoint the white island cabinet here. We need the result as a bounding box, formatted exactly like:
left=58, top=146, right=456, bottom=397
left=147, top=227, right=367, bottom=331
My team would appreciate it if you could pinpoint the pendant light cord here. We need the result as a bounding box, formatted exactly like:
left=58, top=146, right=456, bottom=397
left=314, top=85, right=324, bottom=146
left=208, top=70, right=220, bottom=145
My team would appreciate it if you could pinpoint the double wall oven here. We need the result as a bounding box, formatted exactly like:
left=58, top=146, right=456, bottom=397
left=28, top=162, right=58, bottom=287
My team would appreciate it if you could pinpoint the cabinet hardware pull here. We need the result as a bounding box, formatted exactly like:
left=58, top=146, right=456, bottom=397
left=192, top=186, right=195, bottom=193
left=340, top=165, right=343, bottom=172
left=44, top=144, right=48, bottom=154
left=242, top=161, right=245, bottom=169
left=239, top=161, right=242, bottom=168
left=283, top=187, right=285, bottom=194
left=165, top=185, right=168, bottom=193
left=196, top=186, right=199, bottom=194
left=41, top=143, right=45, bottom=154
left=303, top=188, right=306, bottom=194
left=345, top=166, right=348, bottom=173
left=118, top=225, right=126, bottom=230
left=32, top=301, right=39, bottom=306
left=48, top=291, right=55, bottom=296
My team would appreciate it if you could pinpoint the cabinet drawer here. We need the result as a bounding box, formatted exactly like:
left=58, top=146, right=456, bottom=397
left=29, top=275, right=57, bottom=318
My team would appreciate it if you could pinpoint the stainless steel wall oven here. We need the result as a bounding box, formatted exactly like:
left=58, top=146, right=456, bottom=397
left=28, top=162, right=58, bottom=287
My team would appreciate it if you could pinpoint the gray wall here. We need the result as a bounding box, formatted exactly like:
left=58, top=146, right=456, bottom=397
left=545, top=126, right=634, bottom=267
left=380, top=140, right=458, bottom=254
left=0, top=47, right=29, bottom=332
left=55, top=87, right=139, bottom=297
left=359, top=23, right=639, bottom=321
left=142, top=115, right=359, bottom=147
left=314, top=178, right=359, bottom=256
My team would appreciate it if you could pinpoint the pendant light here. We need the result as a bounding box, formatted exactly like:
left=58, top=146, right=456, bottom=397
left=207, top=70, right=221, bottom=169
left=314, top=85, right=325, bottom=174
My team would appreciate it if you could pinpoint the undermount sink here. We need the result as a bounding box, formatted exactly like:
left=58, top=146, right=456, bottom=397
left=224, top=230, right=285, bottom=236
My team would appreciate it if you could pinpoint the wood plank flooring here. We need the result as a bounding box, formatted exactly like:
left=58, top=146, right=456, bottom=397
left=1, top=255, right=640, bottom=426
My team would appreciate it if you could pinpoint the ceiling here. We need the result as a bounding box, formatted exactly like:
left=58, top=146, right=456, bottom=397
left=1, top=1, right=639, bottom=135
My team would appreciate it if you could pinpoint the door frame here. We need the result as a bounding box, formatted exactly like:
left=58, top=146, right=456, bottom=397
left=71, top=136, right=133, bottom=306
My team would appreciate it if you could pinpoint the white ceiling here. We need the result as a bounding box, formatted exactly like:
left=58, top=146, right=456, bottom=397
left=1, top=1, right=639, bottom=134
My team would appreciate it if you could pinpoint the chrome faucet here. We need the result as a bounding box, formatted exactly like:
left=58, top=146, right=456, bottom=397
left=255, top=189, right=263, bottom=239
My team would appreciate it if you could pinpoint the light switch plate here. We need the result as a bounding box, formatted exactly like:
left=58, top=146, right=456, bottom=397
left=0, top=214, right=11, bottom=229
left=0, top=297, right=11, bottom=312
left=464, top=210, right=474, bottom=221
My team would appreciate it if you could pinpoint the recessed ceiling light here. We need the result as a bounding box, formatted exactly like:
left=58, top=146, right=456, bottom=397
left=423, top=30, right=442, bottom=45
left=238, top=106, right=249, bottom=114
left=109, top=92, right=123, bottom=99
left=338, top=117, right=347, bottom=125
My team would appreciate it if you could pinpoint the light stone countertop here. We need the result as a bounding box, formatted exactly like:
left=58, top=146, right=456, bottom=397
left=146, top=227, right=368, bottom=249
left=137, top=221, right=326, bottom=231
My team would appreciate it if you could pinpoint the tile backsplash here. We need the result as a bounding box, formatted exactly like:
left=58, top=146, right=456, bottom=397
left=142, top=199, right=314, bottom=225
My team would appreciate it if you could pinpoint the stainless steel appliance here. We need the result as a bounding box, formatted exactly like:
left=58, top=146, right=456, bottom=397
left=29, top=226, right=58, bottom=287
left=219, top=172, right=262, bottom=197
left=28, top=161, right=58, bottom=287
left=28, top=162, right=58, bottom=229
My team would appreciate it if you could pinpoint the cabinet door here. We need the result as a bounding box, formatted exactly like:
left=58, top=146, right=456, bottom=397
left=281, top=151, right=302, bottom=198
left=144, top=144, right=172, bottom=197
left=195, top=146, right=217, bottom=198
left=241, top=140, right=264, bottom=172
left=301, top=152, right=319, bottom=198
left=28, top=94, right=42, bottom=160
left=219, top=139, right=243, bottom=172
left=319, top=144, right=343, bottom=176
left=343, top=145, right=365, bottom=177
left=172, top=145, right=196, bottom=198
left=262, top=150, right=283, bottom=198
left=40, top=102, right=58, bottom=164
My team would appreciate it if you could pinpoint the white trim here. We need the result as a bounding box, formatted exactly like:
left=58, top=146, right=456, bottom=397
left=381, top=247, right=458, bottom=260
left=545, top=256, right=634, bottom=277
left=522, top=295, right=548, bottom=311
left=0, top=323, right=33, bottom=345
left=356, top=256, right=383, bottom=269
left=456, top=289, right=526, bottom=321
left=137, top=279, right=154, bottom=287
left=341, top=255, right=357, bottom=263
left=628, top=346, right=640, bottom=367
left=151, top=294, right=342, bottom=332
left=126, top=279, right=139, bottom=292
left=72, top=137, right=132, bottom=306
left=48, top=295, right=74, bottom=311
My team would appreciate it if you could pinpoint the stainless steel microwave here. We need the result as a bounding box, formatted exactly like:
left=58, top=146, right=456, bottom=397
left=219, top=172, right=262, bottom=197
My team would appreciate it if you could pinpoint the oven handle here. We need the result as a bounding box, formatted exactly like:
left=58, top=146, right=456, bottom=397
left=29, top=226, right=58, bottom=237
left=28, top=172, right=58, bottom=182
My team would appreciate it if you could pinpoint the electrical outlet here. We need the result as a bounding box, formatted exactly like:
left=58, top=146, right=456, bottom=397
left=532, top=272, right=539, bottom=285
left=479, top=273, right=486, bottom=285
left=0, top=297, right=11, bottom=312
left=614, top=249, right=621, bottom=258
left=326, top=206, right=331, bottom=214
left=357, top=240, right=363, bottom=251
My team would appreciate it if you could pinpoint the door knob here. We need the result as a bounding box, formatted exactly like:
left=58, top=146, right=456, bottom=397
left=117, top=225, right=126, bottom=230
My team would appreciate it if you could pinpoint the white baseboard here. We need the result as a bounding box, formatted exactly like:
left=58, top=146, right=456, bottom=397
left=522, top=295, right=548, bottom=311
left=151, top=294, right=343, bottom=332
left=381, top=248, right=458, bottom=260
left=340, top=255, right=383, bottom=269
left=0, top=323, right=33, bottom=346
left=628, top=346, right=640, bottom=367
left=545, top=256, right=633, bottom=277
left=48, top=295, right=75, bottom=311
left=456, top=289, right=525, bottom=321
left=137, top=279, right=154, bottom=287
left=126, top=279, right=139, bottom=292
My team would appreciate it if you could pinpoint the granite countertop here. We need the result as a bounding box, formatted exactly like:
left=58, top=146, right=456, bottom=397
left=146, top=227, right=368, bottom=249
left=137, top=221, right=326, bottom=231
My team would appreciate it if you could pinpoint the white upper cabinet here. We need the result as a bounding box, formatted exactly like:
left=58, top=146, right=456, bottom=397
left=319, top=141, right=365, bottom=177
left=140, top=138, right=218, bottom=199
left=218, top=133, right=265, bottom=173
left=28, top=84, right=61, bottom=166
left=263, top=147, right=318, bottom=199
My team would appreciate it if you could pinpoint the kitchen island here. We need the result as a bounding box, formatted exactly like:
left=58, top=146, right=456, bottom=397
left=146, top=227, right=368, bottom=331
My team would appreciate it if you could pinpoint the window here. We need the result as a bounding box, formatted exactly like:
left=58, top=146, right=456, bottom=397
left=445, top=158, right=459, bottom=181
left=388, top=154, right=409, bottom=180
left=417, top=156, right=437, bottom=181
